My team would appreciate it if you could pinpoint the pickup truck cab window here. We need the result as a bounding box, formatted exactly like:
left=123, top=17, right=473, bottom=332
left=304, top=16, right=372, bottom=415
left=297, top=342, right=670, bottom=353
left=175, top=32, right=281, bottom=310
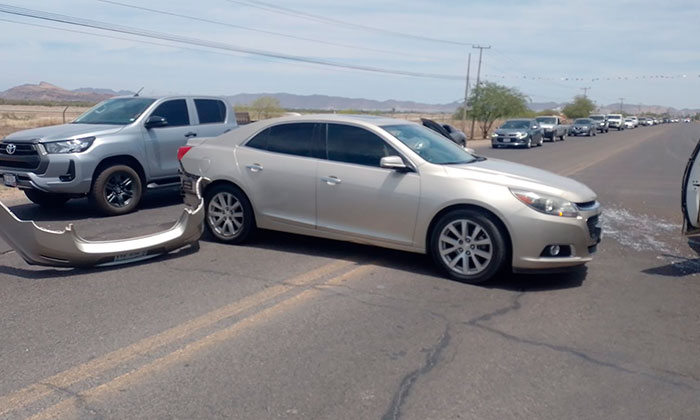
left=150, top=99, right=190, bottom=127
left=194, top=99, right=227, bottom=124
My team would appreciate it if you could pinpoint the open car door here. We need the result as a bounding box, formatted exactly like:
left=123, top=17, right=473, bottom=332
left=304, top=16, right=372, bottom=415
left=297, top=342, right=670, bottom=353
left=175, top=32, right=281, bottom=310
left=682, top=139, right=700, bottom=236
left=421, top=118, right=453, bottom=140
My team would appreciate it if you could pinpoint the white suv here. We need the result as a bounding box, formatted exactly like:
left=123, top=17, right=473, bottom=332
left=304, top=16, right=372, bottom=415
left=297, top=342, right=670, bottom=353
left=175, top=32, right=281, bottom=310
left=607, top=114, right=625, bottom=131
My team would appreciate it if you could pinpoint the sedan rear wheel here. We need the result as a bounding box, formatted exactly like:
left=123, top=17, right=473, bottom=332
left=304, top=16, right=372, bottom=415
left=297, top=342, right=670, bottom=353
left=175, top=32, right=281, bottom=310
left=430, top=209, right=507, bottom=284
left=205, top=184, right=255, bottom=244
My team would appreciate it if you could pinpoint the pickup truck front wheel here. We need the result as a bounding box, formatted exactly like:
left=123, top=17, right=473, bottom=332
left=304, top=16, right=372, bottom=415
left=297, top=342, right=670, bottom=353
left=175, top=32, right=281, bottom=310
left=91, top=165, right=143, bottom=216
left=24, top=190, right=70, bottom=208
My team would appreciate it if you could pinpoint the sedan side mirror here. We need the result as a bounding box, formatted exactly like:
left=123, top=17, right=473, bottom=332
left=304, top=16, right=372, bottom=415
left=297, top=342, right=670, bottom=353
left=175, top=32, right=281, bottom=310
left=145, top=115, right=168, bottom=129
left=380, top=156, right=410, bottom=172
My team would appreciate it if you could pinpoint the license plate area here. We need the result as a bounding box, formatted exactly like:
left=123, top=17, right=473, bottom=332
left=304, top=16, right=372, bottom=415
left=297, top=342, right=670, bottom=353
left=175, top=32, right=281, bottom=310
left=3, top=173, right=17, bottom=187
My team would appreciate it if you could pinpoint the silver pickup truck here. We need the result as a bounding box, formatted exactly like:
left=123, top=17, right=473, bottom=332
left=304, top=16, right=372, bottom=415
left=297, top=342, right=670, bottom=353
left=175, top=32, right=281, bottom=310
left=535, top=116, right=567, bottom=141
left=0, top=95, right=237, bottom=215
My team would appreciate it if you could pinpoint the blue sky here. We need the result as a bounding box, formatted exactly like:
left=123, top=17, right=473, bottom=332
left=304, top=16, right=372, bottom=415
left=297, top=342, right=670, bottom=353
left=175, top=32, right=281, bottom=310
left=1, top=0, right=699, bottom=109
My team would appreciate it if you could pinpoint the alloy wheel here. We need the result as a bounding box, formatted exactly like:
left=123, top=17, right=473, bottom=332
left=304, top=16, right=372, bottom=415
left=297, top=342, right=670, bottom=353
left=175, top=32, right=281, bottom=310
left=208, top=192, right=244, bottom=239
left=438, top=219, right=493, bottom=276
left=104, top=172, right=135, bottom=208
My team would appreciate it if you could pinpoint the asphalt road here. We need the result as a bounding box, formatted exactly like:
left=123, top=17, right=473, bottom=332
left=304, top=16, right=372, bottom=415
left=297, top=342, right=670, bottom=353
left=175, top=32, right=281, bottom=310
left=1, top=123, right=699, bottom=419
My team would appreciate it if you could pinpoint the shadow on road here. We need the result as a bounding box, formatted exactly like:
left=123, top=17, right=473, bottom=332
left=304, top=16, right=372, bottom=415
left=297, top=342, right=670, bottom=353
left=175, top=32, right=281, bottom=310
left=211, top=229, right=586, bottom=292
left=6, top=187, right=182, bottom=222
left=641, top=238, right=700, bottom=277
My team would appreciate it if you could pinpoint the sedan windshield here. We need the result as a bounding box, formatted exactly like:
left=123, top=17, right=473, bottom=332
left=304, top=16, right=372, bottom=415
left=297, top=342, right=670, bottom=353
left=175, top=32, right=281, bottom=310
left=500, top=120, right=530, bottom=129
left=574, top=119, right=591, bottom=124
left=73, top=98, right=155, bottom=125
left=381, top=124, right=477, bottom=164
left=536, top=117, right=556, bottom=124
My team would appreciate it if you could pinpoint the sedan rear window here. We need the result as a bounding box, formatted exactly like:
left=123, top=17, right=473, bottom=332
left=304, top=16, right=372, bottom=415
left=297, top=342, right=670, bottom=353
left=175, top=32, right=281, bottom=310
left=246, top=123, right=315, bottom=157
left=382, top=124, right=476, bottom=165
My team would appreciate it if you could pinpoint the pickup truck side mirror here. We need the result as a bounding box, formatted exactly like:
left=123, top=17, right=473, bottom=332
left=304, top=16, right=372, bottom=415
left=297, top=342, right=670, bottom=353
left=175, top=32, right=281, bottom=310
left=145, top=115, right=168, bottom=129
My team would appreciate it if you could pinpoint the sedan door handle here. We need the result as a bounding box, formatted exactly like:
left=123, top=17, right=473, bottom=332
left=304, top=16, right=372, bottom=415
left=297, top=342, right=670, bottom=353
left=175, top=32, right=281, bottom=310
left=185, top=132, right=197, bottom=138
left=321, top=176, right=341, bottom=185
left=246, top=163, right=263, bottom=172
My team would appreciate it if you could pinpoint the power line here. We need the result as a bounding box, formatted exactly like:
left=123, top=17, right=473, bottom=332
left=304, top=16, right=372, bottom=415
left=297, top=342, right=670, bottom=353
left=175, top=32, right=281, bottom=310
left=94, top=0, right=429, bottom=59
left=0, top=4, right=464, bottom=81
left=224, top=0, right=474, bottom=47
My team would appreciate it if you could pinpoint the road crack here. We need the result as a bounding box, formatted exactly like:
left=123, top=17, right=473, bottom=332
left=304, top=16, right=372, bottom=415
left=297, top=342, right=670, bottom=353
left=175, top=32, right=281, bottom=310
left=463, top=293, right=695, bottom=390
left=39, top=382, right=105, bottom=420
left=381, top=315, right=451, bottom=420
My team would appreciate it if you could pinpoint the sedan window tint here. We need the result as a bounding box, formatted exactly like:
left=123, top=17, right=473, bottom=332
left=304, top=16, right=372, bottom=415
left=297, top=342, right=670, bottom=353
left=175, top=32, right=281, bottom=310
left=326, top=124, right=396, bottom=167
left=265, top=123, right=315, bottom=157
left=151, top=99, right=190, bottom=127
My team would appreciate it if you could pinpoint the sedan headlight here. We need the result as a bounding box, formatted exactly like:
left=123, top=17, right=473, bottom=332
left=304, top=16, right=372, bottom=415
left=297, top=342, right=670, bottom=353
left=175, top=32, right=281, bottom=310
left=516, top=132, right=528, bottom=139
left=510, top=189, right=579, bottom=217
left=491, top=133, right=498, bottom=138
left=44, top=137, right=95, bottom=154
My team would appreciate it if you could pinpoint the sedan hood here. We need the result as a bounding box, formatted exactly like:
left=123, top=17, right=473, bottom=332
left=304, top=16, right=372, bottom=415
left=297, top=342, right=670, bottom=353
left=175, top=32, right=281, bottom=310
left=3, top=124, right=125, bottom=143
left=445, top=158, right=596, bottom=203
left=494, top=128, right=526, bottom=135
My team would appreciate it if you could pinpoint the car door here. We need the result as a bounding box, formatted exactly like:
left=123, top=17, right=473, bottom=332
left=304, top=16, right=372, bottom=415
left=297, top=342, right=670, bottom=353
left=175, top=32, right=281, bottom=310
left=144, top=99, right=196, bottom=178
left=236, top=122, right=321, bottom=229
left=682, top=139, right=700, bottom=236
left=316, top=123, right=420, bottom=245
left=192, top=98, right=232, bottom=138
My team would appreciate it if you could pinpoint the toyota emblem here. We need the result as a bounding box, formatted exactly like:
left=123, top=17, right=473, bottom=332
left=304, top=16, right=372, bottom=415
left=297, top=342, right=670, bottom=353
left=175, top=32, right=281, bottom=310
left=5, top=144, right=16, bottom=155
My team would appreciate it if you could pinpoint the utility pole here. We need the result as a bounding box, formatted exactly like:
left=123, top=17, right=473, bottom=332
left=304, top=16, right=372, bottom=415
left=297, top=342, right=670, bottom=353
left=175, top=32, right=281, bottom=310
left=581, top=87, right=591, bottom=97
left=462, top=53, right=471, bottom=137
left=618, top=98, right=625, bottom=113
left=470, top=45, right=490, bottom=140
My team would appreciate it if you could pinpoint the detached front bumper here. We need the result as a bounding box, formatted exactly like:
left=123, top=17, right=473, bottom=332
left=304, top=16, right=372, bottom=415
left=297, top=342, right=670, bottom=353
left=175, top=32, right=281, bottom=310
left=0, top=179, right=206, bottom=267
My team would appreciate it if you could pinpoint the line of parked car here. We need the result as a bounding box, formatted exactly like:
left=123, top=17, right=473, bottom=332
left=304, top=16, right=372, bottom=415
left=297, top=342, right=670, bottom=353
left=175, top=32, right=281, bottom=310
left=489, top=113, right=679, bottom=149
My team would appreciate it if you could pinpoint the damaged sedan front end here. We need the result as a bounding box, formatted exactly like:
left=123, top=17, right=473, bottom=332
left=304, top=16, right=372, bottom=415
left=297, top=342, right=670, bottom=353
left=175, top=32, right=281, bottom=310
left=0, top=178, right=205, bottom=267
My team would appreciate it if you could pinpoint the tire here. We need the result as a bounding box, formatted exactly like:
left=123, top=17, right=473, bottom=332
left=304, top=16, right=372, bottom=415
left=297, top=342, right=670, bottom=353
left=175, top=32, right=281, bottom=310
left=204, top=184, right=255, bottom=244
left=91, top=165, right=142, bottom=216
left=24, top=190, right=69, bottom=208
left=429, top=209, right=507, bottom=284
left=560, top=133, right=566, bottom=141
left=593, top=130, right=597, bottom=136
left=525, top=138, right=532, bottom=149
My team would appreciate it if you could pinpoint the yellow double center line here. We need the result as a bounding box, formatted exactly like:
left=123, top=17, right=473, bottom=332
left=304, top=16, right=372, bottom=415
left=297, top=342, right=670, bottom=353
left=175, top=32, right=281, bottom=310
left=1, top=260, right=373, bottom=419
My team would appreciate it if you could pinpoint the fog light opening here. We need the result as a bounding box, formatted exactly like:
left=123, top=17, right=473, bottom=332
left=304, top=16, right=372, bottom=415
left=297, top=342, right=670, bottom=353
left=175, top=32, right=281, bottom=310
left=549, top=245, right=561, bottom=256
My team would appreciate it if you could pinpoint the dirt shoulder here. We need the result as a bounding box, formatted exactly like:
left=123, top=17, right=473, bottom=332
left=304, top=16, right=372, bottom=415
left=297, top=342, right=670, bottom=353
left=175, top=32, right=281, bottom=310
left=0, top=186, right=24, bottom=201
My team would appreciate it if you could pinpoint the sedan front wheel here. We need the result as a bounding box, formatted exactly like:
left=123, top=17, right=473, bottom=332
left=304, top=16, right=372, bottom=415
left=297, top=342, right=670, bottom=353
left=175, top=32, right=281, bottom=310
left=430, top=209, right=507, bottom=284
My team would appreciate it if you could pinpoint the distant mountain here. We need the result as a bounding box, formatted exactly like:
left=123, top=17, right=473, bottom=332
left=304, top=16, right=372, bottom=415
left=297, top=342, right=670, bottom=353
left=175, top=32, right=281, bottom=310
left=0, top=82, right=133, bottom=103
left=2, top=83, right=696, bottom=116
left=228, top=93, right=461, bottom=113
left=73, top=87, right=134, bottom=96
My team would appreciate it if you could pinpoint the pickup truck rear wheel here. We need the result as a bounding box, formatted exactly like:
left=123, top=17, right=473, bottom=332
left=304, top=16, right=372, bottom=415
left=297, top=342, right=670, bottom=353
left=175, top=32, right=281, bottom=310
left=91, top=165, right=142, bottom=216
left=24, top=190, right=70, bottom=208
